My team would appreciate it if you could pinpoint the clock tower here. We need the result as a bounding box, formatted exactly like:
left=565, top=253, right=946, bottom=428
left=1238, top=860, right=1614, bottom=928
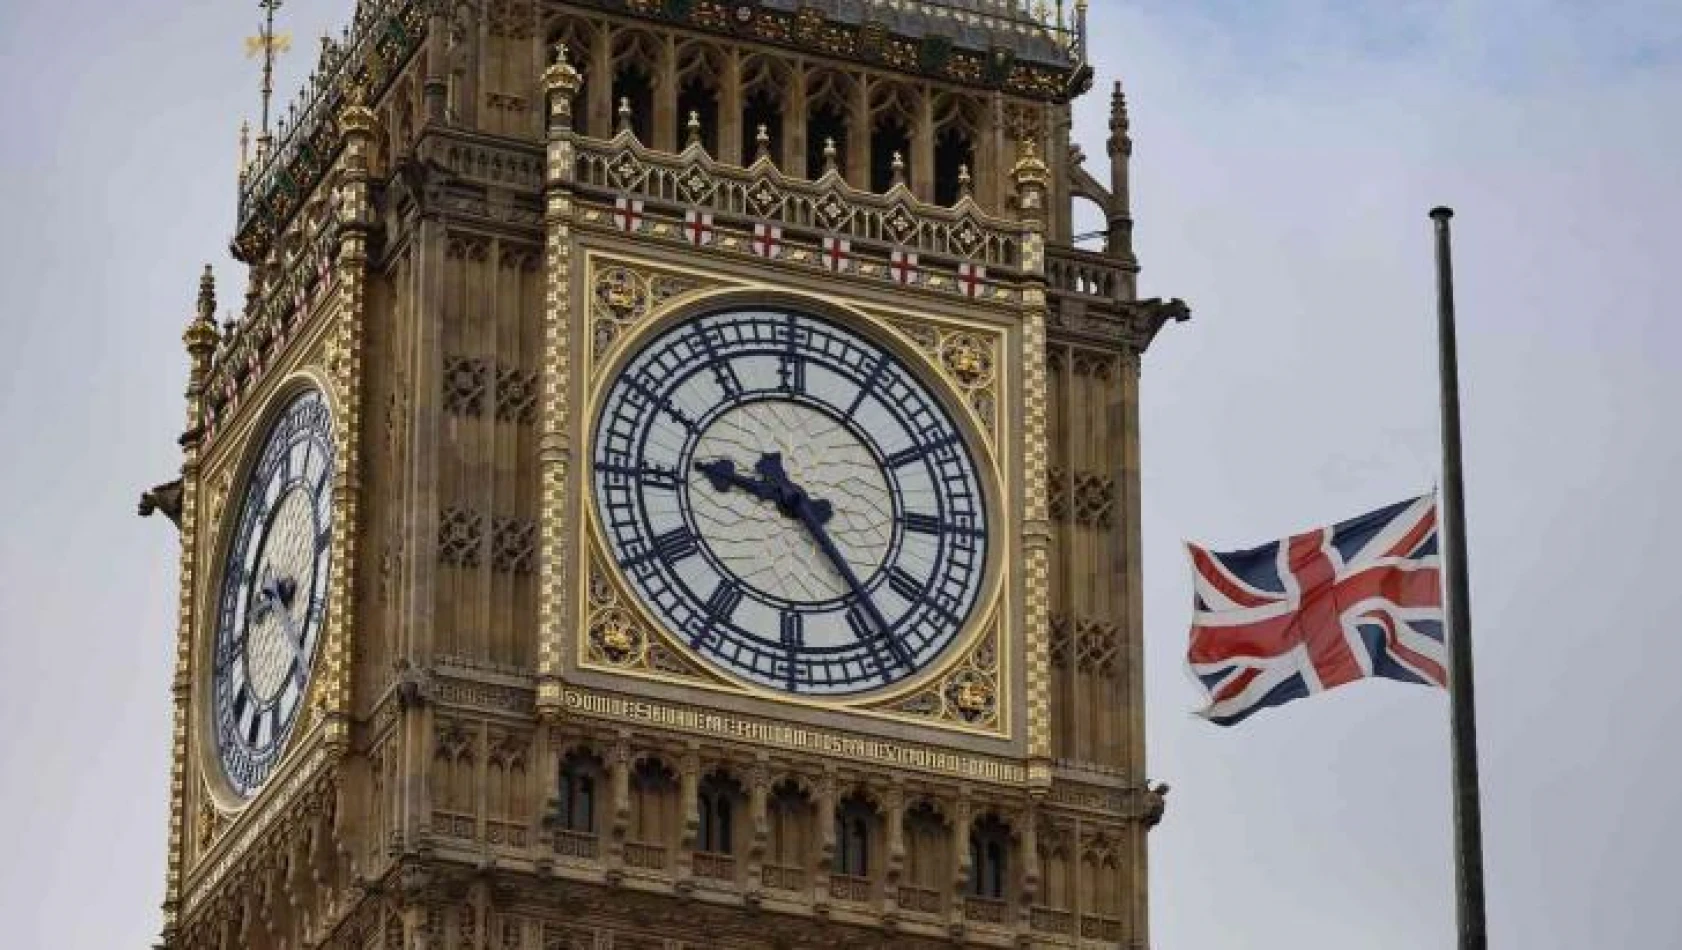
left=149, top=1, right=1186, bottom=947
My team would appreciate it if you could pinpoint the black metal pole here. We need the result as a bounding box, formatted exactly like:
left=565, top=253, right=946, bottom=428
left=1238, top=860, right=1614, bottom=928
left=1431, top=206, right=1486, bottom=950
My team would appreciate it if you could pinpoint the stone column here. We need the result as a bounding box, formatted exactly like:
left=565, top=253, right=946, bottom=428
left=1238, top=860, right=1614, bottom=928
left=784, top=65, right=808, bottom=175
left=653, top=34, right=678, bottom=151
left=322, top=89, right=382, bottom=753
left=814, top=772, right=837, bottom=912
left=161, top=266, right=221, bottom=941
left=912, top=88, right=935, bottom=201
left=677, top=748, right=701, bottom=887
left=588, top=26, right=613, bottom=138
left=848, top=75, right=871, bottom=187
left=1013, top=138, right=1057, bottom=788
left=720, top=48, right=744, bottom=165
left=536, top=49, right=582, bottom=717
left=1106, top=82, right=1139, bottom=295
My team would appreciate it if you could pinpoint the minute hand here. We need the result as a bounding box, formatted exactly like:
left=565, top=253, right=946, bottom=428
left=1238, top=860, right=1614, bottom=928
left=788, top=494, right=914, bottom=672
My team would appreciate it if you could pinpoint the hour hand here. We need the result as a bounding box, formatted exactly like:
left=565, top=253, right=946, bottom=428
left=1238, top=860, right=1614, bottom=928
left=753, top=453, right=832, bottom=524
left=695, top=458, right=779, bottom=503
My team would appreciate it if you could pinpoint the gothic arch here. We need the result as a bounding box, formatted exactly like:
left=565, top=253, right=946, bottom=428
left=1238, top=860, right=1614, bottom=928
left=868, top=80, right=919, bottom=192
left=804, top=67, right=855, bottom=180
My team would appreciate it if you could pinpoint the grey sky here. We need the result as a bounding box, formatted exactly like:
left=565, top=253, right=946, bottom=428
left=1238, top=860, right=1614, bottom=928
left=1, top=1, right=1676, bottom=946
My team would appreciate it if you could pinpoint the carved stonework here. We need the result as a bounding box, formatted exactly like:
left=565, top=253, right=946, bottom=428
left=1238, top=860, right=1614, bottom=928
left=884, top=315, right=1003, bottom=446
left=439, top=507, right=485, bottom=567
left=582, top=551, right=720, bottom=686
left=882, top=615, right=1004, bottom=731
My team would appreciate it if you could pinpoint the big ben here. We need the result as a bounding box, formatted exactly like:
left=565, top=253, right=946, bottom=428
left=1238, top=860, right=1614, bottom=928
left=149, top=1, right=1187, bottom=947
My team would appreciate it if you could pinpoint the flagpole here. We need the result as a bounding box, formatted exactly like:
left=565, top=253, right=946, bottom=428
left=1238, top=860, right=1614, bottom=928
left=1431, top=206, right=1486, bottom=949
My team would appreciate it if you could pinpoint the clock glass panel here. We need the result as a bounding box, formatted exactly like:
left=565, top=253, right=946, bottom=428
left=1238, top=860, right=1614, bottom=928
left=211, top=388, right=335, bottom=797
left=592, top=308, right=989, bottom=696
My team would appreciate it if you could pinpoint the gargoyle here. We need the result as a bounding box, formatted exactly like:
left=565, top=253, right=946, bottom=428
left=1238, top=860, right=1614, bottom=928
left=138, top=477, right=185, bottom=529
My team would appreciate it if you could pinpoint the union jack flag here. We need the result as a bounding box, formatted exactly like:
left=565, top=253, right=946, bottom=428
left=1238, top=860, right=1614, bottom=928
left=1187, top=494, right=1446, bottom=726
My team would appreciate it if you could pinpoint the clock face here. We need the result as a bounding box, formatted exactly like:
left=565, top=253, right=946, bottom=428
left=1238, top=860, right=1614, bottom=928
left=593, top=308, right=989, bottom=696
left=211, top=388, right=335, bottom=797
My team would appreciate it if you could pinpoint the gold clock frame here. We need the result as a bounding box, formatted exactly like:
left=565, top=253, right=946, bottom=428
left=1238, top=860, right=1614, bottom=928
left=564, top=246, right=1024, bottom=748
left=191, top=368, right=340, bottom=812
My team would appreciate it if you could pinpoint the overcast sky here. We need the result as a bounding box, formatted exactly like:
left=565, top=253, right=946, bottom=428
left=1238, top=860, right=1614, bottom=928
left=0, top=1, right=1677, bottom=946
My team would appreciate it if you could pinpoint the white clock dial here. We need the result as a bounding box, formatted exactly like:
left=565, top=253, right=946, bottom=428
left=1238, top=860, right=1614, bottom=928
left=211, top=388, right=335, bottom=797
left=593, top=308, right=990, bottom=696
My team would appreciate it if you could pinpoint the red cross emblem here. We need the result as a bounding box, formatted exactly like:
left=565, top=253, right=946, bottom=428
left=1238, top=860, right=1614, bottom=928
left=822, top=236, right=853, bottom=272
left=957, top=262, right=988, bottom=298
left=614, top=196, right=645, bottom=233
left=684, top=209, right=716, bottom=246
left=890, top=249, right=921, bottom=285
left=751, top=223, right=783, bottom=259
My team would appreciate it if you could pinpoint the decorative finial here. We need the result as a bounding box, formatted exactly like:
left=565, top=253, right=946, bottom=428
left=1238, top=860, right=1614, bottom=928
left=686, top=111, right=703, bottom=149
left=1012, top=136, right=1050, bottom=216
left=822, top=137, right=839, bottom=175
left=890, top=151, right=906, bottom=188
left=542, top=44, right=583, bottom=112
left=957, top=164, right=973, bottom=201
left=238, top=119, right=251, bottom=174
left=185, top=265, right=221, bottom=359
left=618, top=97, right=634, bottom=136
left=197, top=264, right=216, bottom=323
left=246, top=0, right=292, bottom=140
left=755, top=124, right=771, bottom=162
left=1109, top=81, right=1131, bottom=140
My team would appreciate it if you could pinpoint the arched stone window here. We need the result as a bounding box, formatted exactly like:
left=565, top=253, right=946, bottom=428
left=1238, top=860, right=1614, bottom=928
left=869, top=82, right=919, bottom=193
left=933, top=93, right=983, bottom=206
left=833, top=792, right=877, bottom=878
left=805, top=69, right=854, bottom=180
left=900, top=801, right=951, bottom=914
left=741, top=54, right=790, bottom=165
left=610, top=29, right=661, bottom=144
left=555, top=748, right=601, bottom=833
left=697, top=771, right=741, bottom=855
left=968, top=813, right=1012, bottom=900
left=674, top=39, right=724, bottom=154
left=766, top=776, right=810, bottom=881
left=629, top=757, right=678, bottom=846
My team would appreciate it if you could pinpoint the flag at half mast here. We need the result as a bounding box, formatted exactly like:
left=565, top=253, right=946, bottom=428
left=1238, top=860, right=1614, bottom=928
left=1187, top=494, right=1446, bottom=726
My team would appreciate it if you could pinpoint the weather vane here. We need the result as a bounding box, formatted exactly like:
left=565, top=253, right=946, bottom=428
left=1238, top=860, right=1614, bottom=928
left=245, top=0, right=292, bottom=144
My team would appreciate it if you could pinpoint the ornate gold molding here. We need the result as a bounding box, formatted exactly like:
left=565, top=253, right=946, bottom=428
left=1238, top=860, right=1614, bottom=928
left=571, top=250, right=1018, bottom=741
left=560, top=687, right=1027, bottom=785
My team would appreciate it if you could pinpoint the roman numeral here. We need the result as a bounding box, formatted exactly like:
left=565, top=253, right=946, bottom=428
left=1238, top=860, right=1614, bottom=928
left=780, top=612, right=805, bottom=649
left=846, top=356, right=887, bottom=415
left=705, top=580, right=743, bottom=621
left=654, top=528, right=700, bottom=564
left=902, top=512, right=944, bottom=535
left=598, top=462, right=679, bottom=490
left=778, top=353, right=806, bottom=392
left=886, top=434, right=959, bottom=469
left=246, top=709, right=262, bottom=747
left=888, top=566, right=924, bottom=602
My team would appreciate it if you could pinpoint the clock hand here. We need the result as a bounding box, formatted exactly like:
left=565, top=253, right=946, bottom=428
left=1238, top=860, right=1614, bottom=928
left=696, top=456, right=833, bottom=524
left=695, top=457, right=780, bottom=504
left=750, top=453, right=834, bottom=525
left=756, top=453, right=911, bottom=672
